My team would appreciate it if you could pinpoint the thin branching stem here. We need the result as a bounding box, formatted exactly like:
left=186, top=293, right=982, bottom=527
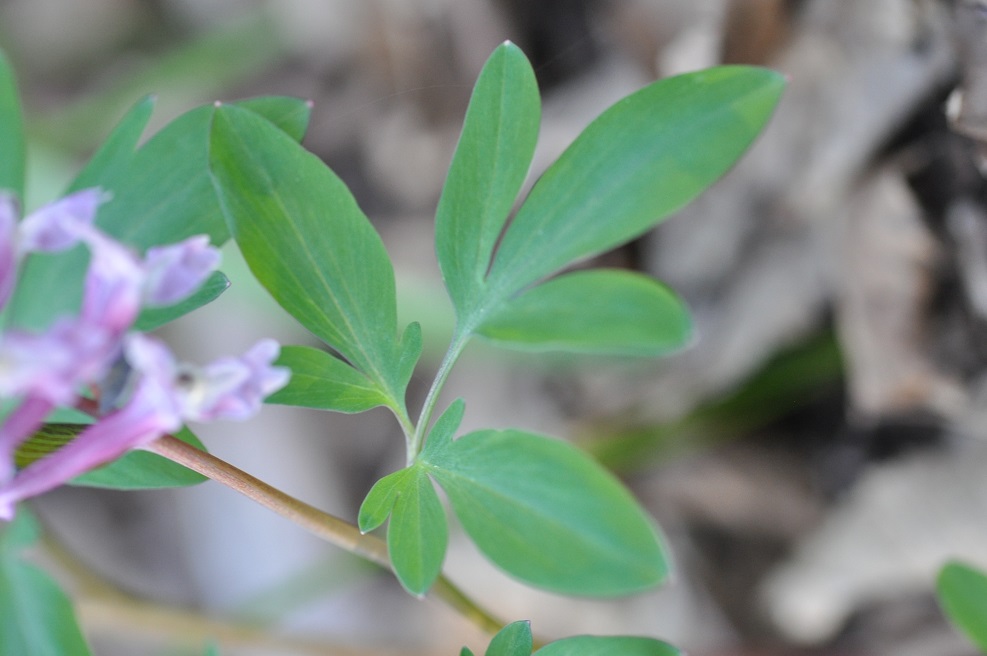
left=146, top=434, right=504, bottom=636
left=408, top=332, right=469, bottom=464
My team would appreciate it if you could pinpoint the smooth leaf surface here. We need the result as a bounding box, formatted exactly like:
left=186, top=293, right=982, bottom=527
left=423, top=428, right=669, bottom=596
left=134, top=270, right=230, bottom=332
left=8, top=96, right=311, bottom=331
left=484, top=66, right=784, bottom=302
left=938, top=561, right=987, bottom=651
left=424, top=398, right=466, bottom=454
left=66, top=95, right=155, bottom=193
left=477, top=270, right=691, bottom=355
left=267, top=345, right=389, bottom=414
left=435, top=41, right=539, bottom=315
left=210, top=104, right=409, bottom=411
left=72, top=427, right=208, bottom=489
left=358, top=468, right=411, bottom=534
left=0, top=561, right=91, bottom=656
left=357, top=466, right=448, bottom=596
left=535, top=636, right=680, bottom=656
left=387, top=466, right=447, bottom=596
left=486, top=621, right=533, bottom=656
left=15, top=425, right=208, bottom=489
left=0, top=49, right=26, bottom=202
left=0, top=513, right=92, bottom=656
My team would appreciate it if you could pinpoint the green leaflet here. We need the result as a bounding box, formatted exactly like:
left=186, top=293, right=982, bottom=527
left=483, top=66, right=785, bottom=302
left=0, top=49, right=25, bottom=203
left=938, top=561, right=987, bottom=651
left=209, top=103, right=419, bottom=419
left=65, top=95, right=155, bottom=194
left=476, top=270, right=691, bottom=355
left=0, top=512, right=92, bottom=656
left=15, top=424, right=208, bottom=489
left=8, top=96, right=312, bottom=331
left=422, top=427, right=669, bottom=596
left=534, top=635, right=681, bottom=656
left=267, top=345, right=390, bottom=414
left=134, top=271, right=230, bottom=332
left=358, top=466, right=447, bottom=596
left=486, top=621, right=533, bottom=656
left=434, top=41, right=540, bottom=317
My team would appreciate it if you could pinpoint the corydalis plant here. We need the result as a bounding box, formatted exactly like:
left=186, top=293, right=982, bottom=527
left=0, top=38, right=783, bottom=656
left=210, top=41, right=785, bottom=601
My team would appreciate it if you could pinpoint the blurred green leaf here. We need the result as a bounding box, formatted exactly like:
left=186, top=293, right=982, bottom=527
left=477, top=270, right=690, bottom=356
left=65, top=95, right=155, bottom=193
left=34, top=15, right=285, bottom=151
left=210, top=104, right=415, bottom=418
left=486, top=621, right=533, bottom=656
left=0, top=48, right=26, bottom=203
left=15, top=425, right=207, bottom=489
left=422, top=428, right=668, bottom=596
left=9, top=96, right=311, bottom=331
left=134, top=271, right=229, bottom=332
left=267, top=345, right=389, bottom=414
left=535, top=636, right=680, bottom=655
left=938, top=561, right=987, bottom=652
left=485, top=66, right=784, bottom=302
left=0, top=512, right=92, bottom=656
left=435, top=41, right=539, bottom=316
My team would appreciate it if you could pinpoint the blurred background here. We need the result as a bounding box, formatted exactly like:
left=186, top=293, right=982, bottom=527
left=3, top=0, right=987, bottom=654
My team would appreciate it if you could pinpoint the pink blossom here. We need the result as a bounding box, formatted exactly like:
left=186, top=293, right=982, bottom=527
left=0, top=335, right=289, bottom=519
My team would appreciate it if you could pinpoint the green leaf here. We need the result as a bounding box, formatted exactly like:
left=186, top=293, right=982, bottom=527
left=0, top=512, right=93, bottom=656
left=387, top=467, right=447, bottom=596
left=461, top=650, right=476, bottom=656
left=358, top=466, right=448, bottom=596
left=15, top=424, right=208, bottom=489
left=938, top=561, right=987, bottom=651
left=266, top=345, right=389, bottom=414
left=358, top=468, right=410, bottom=534
left=435, top=41, right=539, bottom=316
left=134, top=270, right=230, bottom=332
left=422, top=398, right=465, bottom=457
left=0, top=510, right=39, bottom=553
left=66, top=95, right=155, bottom=193
left=484, top=66, right=784, bottom=303
left=486, top=621, right=533, bottom=656
left=237, top=96, right=312, bottom=143
left=477, top=270, right=691, bottom=356
left=209, top=103, right=409, bottom=413
left=422, top=428, right=669, bottom=596
left=535, top=636, right=680, bottom=656
left=0, top=49, right=26, bottom=202
left=8, top=96, right=311, bottom=331
left=73, top=427, right=208, bottom=489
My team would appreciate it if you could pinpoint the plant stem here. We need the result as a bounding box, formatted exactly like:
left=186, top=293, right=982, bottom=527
left=408, top=333, right=469, bottom=464
left=146, top=434, right=503, bottom=636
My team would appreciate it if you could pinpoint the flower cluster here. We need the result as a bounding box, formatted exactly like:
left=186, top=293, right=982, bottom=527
left=0, top=189, right=289, bottom=520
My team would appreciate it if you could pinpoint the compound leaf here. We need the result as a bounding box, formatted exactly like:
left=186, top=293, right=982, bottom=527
left=435, top=41, right=539, bottom=316
left=423, top=428, right=669, bottom=596
left=484, top=66, right=784, bottom=303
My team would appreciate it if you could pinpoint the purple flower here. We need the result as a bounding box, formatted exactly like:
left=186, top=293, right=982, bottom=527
left=0, top=335, right=289, bottom=519
left=0, top=186, right=256, bottom=518
left=142, top=235, right=222, bottom=307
